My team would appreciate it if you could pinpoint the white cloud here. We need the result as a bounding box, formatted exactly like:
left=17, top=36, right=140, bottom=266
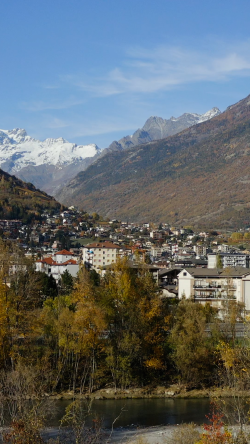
left=63, top=41, right=250, bottom=97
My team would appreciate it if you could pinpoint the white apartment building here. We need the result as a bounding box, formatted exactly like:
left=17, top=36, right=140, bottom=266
left=178, top=268, right=250, bottom=311
left=82, top=241, right=124, bottom=271
left=208, top=253, right=250, bottom=269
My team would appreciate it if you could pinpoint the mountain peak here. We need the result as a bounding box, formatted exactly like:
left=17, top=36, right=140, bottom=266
left=56, top=92, right=250, bottom=228
left=107, top=107, right=221, bottom=152
left=0, top=129, right=101, bottom=195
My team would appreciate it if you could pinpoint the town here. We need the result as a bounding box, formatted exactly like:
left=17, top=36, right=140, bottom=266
left=2, top=205, right=250, bottom=313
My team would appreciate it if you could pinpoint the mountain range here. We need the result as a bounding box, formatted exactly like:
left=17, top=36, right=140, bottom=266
left=56, top=93, right=250, bottom=229
left=0, top=128, right=100, bottom=195
left=0, top=108, right=220, bottom=195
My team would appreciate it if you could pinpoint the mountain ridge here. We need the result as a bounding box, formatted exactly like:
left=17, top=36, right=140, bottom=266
left=55, top=94, right=250, bottom=228
left=0, top=107, right=220, bottom=196
left=104, top=107, right=221, bottom=152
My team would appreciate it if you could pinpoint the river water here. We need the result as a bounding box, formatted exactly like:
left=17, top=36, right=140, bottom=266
left=49, top=398, right=211, bottom=428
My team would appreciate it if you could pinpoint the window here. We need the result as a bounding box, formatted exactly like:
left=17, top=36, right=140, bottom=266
left=183, top=272, right=187, bottom=276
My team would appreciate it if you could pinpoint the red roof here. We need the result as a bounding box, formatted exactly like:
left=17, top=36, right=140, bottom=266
left=55, top=249, right=74, bottom=256
left=62, top=259, right=77, bottom=265
left=41, top=257, right=56, bottom=265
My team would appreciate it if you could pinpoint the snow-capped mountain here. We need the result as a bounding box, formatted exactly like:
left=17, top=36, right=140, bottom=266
left=0, top=129, right=101, bottom=195
left=0, top=128, right=100, bottom=170
left=0, top=107, right=221, bottom=197
left=105, top=107, right=221, bottom=152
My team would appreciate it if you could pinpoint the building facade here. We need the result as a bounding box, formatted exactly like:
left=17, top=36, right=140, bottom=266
left=35, top=249, right=79, bottom=282
left=178, top=268, right=250, bottom=311
left=82, top=241, right=124, bottom=271
left=208, top=253, right=250, bottom=269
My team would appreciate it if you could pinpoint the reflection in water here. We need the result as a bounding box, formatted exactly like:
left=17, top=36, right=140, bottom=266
left=49, top=398, right=211, bottom=428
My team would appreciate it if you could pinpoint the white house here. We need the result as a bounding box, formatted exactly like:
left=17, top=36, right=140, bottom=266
left=178, top=267, right=250, bottom=311
left=35, top=249, right=79, bottom=282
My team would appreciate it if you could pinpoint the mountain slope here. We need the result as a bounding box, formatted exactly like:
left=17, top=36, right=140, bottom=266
left=0, top=168, right=61, bottom=222
left=56, top=94, right=250, bottom=228
left=0, top=129, right=101, bottom=195
left=105, top=107, right=221, bottom=152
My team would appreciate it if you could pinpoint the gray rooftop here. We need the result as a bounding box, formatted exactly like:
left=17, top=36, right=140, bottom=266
left=182, top=267, right=250, bottom=278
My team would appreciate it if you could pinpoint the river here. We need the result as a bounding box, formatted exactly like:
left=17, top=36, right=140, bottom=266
left=49, top=398, right=211, bottom=428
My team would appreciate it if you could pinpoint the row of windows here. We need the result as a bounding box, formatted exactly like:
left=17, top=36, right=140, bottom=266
left=93, top=259, right=115, bottom=263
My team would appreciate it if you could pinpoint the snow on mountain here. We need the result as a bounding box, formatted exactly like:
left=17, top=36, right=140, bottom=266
left=189, top=107, right=221, bottom=124
left=106, top=107, right=221, bottom=152
left=0, top=128, right=100, bottom=172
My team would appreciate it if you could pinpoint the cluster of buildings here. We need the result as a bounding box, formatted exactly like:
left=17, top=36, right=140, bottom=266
left=2, top=209, right=250, bottom=313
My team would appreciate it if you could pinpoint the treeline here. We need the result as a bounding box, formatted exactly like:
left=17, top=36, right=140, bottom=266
left=0, top=240, right=249, bottom=395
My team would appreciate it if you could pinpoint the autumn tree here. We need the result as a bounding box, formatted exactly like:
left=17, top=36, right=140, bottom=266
left=170, top=299, right=218, bottom=387
left=98, top=259, right=171, bottom=388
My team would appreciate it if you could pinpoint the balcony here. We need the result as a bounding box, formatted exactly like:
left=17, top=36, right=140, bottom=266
left=194, top=284, right=221, bottom=289
left=194, top=290, right=236, bottom=300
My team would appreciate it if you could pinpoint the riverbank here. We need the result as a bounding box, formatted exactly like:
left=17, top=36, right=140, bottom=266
left=40, top=425, right=193, bottom=443
left=51, top=385, right=250, bottom=400
left=41, top=424, right=250, bottom=443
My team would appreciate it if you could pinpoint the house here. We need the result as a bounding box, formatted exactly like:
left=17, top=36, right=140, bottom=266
left=35, top=249, right=79, bottom=282
left=178, top=267, right=250, bottom=311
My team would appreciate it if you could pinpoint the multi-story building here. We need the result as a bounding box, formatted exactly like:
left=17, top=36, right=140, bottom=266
left=208, top=253, right=250, bottom=269
left=178, top=268, right=250, bottom=311
left=82, top=241, right=124, bottom=271
left=193, top=245, right=207, bottom=257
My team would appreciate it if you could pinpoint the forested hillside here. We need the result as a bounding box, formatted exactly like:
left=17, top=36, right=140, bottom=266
left=0, top=168, right=62, bottom=222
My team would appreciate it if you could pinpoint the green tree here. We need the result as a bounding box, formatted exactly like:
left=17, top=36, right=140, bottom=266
left=216, top=254, right=223, bottom=268
left=170, top=299, right=217, bottom=387
left=60, top=270, right=74, bottom=295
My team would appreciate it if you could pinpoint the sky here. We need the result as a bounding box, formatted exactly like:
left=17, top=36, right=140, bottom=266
left=1, top=0, right=250, bottom=148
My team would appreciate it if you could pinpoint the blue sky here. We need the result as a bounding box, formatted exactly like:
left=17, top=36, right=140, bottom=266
left=1, top=0, right=250, bottom=148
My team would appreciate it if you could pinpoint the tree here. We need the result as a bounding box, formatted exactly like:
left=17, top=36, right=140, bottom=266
left=60, top=270, right=74, bottom=295
left=216, top=254, right=223, bottom=269
left=99, top=258, right=171, bottom=387
left=37, top=272, right=58, bottom=299
left=170, top=299, right=218, bottom=387
left=231, top=232, right=243, bottom=241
